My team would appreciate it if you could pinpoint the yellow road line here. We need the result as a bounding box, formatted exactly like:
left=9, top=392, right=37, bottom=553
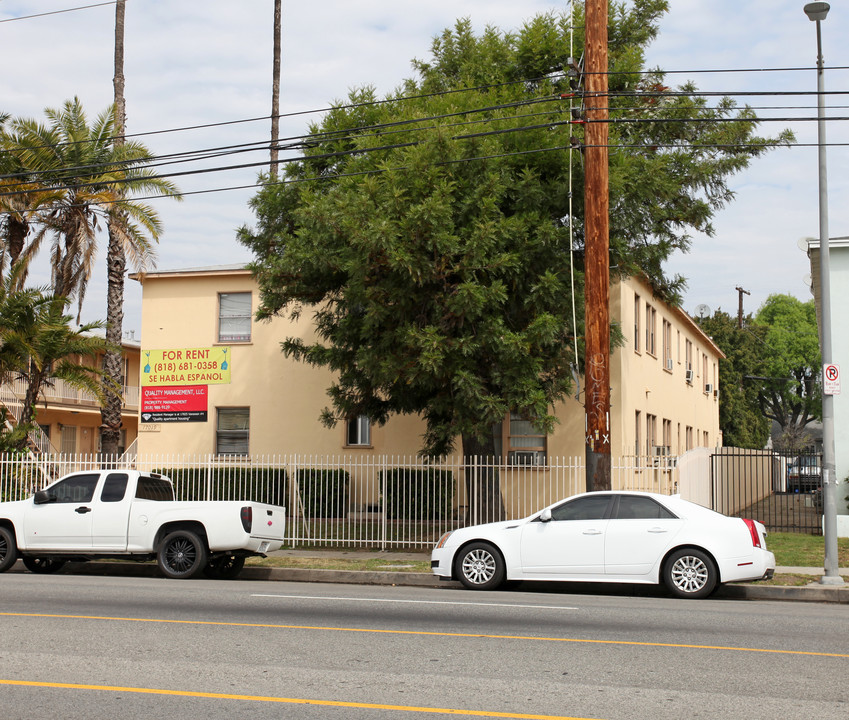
left=0, top=679, right=591, bottom=719
left=2, top=611, right=847, bottom=659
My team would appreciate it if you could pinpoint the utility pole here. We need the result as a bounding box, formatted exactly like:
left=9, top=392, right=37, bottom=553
left=583, top=0, right=611, bottom=491
left=270, top=0, right=281, bottom=179
left=735, top=286, right=750, bottom=328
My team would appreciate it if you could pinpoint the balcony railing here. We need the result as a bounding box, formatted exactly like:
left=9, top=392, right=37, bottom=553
left=0, top=377, right=139, bottom=412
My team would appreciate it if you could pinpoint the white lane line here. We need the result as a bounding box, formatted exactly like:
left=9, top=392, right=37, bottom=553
left=251, top=594, right=578, bottom=610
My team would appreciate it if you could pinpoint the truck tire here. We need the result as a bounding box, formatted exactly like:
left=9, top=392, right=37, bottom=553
left=157, top=530, right=207, bottom=579
left=0, top=527, right=18, bottom=573
left=22, top=556, right=67, bottom=574
left=203, top=554, right=246, bottom=580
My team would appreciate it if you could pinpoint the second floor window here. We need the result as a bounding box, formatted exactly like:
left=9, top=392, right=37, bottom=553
left=218, top=292, right=252, bottom=343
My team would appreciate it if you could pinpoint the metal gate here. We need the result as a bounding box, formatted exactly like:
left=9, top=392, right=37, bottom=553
left=710, top=448, right=823, bottom=535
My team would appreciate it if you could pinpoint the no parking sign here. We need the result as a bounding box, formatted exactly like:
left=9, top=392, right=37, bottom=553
left=824, top=363, right=841, bottom=395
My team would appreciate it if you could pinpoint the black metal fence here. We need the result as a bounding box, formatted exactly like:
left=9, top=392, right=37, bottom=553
left=710, top=447, right=823, bottom=535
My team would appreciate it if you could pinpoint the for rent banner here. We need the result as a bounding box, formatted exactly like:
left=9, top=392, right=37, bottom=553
left=141, top=385, right=208, bottom=423
left=141, top=347, right=231, bottom=386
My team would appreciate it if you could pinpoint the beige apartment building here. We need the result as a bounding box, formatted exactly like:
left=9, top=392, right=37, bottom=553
left=133, top=266, right=722, bottom=462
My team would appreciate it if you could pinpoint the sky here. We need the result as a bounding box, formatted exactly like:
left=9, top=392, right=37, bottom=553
left=1, top=0, right=847, bottom=337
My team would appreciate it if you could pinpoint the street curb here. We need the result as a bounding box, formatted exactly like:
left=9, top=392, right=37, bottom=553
left=8, top=560, right=847, bottom=601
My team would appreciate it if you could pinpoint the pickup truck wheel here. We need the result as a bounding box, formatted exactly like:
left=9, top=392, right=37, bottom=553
left=22, top=556, right=67, bottom=574
left=0, top=527, right=18, bottom=572
left=157, top=530, right=207, bottom=579
left=203, top=554, right=246, bottom=580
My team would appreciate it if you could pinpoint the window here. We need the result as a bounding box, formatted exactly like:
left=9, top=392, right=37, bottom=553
left=686, top=426, right=693, bottom=451
left=218, top=292, right=252, bottom=343
left=646, top=413, right=657, bottom=457
left=60, top=425, right=77, bottom=454
left=47, top=473, right=99, bottom=503
left=346, top=416, right=371, bottom=446
left=634, top=294, right=641, bottom=352
left=662, top=319, right=672, bottom=369
left=635, top=410, right=641, bottom=457
left=662, top=419, right=672, bottom=452
left=100, top=473, right=128, bottom=502
left=550, top=494, right=611, bottom=521
left=216, top=407, right=250, bottom=455
left=685, top=339, right=693, bottom=371
left=493, top=413, right=547, bottom=465
left=616, top=495, right=677, bottom=520
left=136, top=475, right=175, bottom=501
left=645, top=304, right=656, bottom=355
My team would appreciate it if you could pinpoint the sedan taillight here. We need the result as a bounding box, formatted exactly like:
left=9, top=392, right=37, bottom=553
left=240, top=506, right=253, bottom=533
left=742, top=518, right=762, bottom=548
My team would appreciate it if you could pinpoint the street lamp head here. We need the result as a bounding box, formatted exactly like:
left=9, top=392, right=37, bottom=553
left=804, top=2, right=830, bottom=21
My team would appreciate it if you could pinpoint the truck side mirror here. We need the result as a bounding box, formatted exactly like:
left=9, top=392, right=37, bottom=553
left=33, top=490, right=51, bottom=505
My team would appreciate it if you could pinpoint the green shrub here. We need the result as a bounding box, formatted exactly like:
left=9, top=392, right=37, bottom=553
left=292, top=468, right=349, bottom=518
left=156, top=466, right=287, bottom=506
left=380, top=467, right=455, bottom=520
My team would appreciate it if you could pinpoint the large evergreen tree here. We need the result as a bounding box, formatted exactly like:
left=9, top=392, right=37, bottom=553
left=239, top=3, right=792, bottom=518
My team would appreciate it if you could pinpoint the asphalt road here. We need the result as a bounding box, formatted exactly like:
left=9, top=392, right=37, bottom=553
left=1, top=573, right=848, bottom=720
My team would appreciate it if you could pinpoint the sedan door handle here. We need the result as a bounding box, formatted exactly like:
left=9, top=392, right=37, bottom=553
left=582, top=529, right=603, bottom=535
left=75, top=506, right=92, bottom=514
left=647, top=527, right=667, bottom=534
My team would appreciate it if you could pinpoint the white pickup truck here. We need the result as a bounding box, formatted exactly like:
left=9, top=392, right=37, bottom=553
left=0, top=469, right=285, bottom=579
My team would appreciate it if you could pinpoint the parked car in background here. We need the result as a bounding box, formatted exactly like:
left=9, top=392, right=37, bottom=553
left=432, top=491, right=775, bottom=599
left=786, top=455, right=822, bottom=493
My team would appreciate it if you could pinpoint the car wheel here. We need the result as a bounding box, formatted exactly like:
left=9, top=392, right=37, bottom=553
left=157, top=530, right=207, bottom=579
left=0, top=527, right=18, bottom=573
left=203, top=554, right=245, bottom=580
left=22, top=556, right=67, bottom=574
left=455, top=542, right=505, bottom=590
left=663, top=548, right=717, bottom=599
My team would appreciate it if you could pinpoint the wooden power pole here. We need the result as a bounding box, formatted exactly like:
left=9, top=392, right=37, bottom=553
left=583, top=0, right=611, bottom=491
left=270, top=0, right=282, bottom=179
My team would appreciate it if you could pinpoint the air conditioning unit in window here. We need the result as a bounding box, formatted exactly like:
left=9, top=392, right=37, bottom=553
left=685, top=369, right=694, bottom=384
left=510, top=451, right=545, bottom=467
left=705, top=383, right=713, bottom=394
left=666, top=358, right=674, bottom=371
left=652, top=445, right=670, bottom=456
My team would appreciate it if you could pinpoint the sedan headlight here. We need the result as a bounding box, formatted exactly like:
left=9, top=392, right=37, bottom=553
left=435, top=531, right=454, bottom=549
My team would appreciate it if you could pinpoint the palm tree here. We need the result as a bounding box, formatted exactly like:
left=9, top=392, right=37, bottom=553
left=4, top=98, right=180, bottom=311
left=4, top=98, right=181, bottom=455
left=0, top=116, right=62, bottom=286
left=0, top=272, right=117, bottom=451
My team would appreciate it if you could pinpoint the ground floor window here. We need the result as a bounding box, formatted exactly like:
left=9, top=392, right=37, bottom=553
left=346, top=416, right=371, bottom=446
left=216, top=407, right=249, bottom=455
left=493, top=413, right=547, bottom=465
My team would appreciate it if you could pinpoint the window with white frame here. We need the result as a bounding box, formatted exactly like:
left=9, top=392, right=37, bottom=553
left=346, top=416, right=371, bottom=446
left=216, top=407, right=249, bottom=455
left=492, top=413, right=547, bottom=465
left=634, top=294, right=641, bottom=352
left=218, top=292, right=252, bottom=343
left=645, top=304, right=656, bottom=356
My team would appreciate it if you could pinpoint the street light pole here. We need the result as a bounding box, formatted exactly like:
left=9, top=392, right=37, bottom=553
left=803, top=2, right=843, bottom=585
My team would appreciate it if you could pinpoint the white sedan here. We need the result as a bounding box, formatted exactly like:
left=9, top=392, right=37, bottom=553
left=431, top=491, right=776, bottom=599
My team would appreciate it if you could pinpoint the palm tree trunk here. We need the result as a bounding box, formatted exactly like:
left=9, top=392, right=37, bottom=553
left=100, top=0, right=127, bottom=459
left=270, top=0, right=281, bottom=178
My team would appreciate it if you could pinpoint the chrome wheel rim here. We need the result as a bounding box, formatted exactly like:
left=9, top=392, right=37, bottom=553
left=670, top=555, right=709, bottom=594
left=461, top=548, right=496, bottom=585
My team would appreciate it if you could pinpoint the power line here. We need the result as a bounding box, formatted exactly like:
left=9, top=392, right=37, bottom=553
left=0, top=1, right=116, bottom=23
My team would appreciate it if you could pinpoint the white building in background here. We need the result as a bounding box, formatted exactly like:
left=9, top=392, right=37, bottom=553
left=806, top=236, right=849, bottom=516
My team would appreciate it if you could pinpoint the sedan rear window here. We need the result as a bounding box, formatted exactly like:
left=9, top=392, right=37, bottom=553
left=616, top=495, right=677, bottom=520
